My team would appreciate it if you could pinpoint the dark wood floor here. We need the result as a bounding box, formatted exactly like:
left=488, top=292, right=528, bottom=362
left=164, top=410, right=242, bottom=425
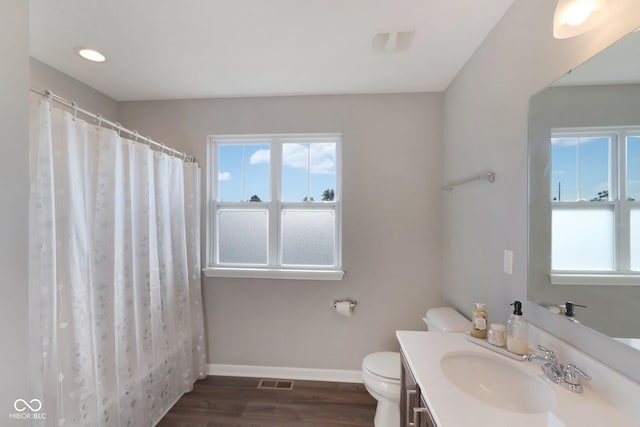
left=157, top=376, right=377, bottom=427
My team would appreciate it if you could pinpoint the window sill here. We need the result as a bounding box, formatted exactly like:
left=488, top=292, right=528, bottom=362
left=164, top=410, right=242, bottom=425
left=550, top=273, right=640, bottom=286
left=203, top=267, right=345, bottom=281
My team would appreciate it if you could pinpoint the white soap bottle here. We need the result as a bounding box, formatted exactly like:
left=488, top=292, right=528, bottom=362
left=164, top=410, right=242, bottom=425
left=506, top=301, right=529, bottom=355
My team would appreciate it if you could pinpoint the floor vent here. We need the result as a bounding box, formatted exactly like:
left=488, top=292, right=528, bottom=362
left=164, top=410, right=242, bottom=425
left=257, top=379, right=295, bottom=390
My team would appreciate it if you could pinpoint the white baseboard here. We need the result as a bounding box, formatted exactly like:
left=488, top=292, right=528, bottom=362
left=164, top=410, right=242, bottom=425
left=207, top=363, right=363, bottom=383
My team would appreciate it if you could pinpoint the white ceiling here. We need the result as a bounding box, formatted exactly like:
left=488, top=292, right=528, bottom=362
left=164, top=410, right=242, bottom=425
left=30, top=0, right=514, bottom=101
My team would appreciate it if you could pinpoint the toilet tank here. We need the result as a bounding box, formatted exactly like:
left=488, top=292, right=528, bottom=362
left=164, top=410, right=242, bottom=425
left=423, top=307, right=469, bottom=332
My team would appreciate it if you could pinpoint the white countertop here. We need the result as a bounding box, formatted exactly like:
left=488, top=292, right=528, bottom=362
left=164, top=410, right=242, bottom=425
left=396, top=331, right=640, bottom=427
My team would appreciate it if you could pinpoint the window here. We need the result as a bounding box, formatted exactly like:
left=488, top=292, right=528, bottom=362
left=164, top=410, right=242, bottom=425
left=550, top=128, right=640, bottom=283
left=205, top=134, right=343, bottom=280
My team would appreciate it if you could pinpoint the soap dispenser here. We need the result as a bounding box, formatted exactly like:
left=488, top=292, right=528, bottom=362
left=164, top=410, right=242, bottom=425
left=564, top=301, right=586, bottom=323
left=506, top=301, right=529, bottom=355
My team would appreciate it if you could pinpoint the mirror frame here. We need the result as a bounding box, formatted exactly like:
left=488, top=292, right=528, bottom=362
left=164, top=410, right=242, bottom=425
left=525, top=302, right=640, bottom=383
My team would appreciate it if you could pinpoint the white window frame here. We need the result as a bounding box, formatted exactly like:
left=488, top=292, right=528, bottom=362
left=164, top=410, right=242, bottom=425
left=550, top=127, right=640, bottom=286
left=203, top=133, right=344, bottom=281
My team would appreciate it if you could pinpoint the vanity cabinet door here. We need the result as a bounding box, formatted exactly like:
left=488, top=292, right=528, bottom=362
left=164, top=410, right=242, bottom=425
left=400, top=350, right=419, bottom=427
left=401, top=350, right=438, bottom=427
left=417, top=395, right=437, bottom=427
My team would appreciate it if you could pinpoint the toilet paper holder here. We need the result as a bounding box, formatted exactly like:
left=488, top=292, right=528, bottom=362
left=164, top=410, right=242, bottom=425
left=333, top=299, right=357, bottom=310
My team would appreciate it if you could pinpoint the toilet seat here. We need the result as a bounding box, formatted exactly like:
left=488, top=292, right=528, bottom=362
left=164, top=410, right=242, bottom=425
left=362, top=352, right=400, bottom=381
left=362, top=352, right=401, bottom=427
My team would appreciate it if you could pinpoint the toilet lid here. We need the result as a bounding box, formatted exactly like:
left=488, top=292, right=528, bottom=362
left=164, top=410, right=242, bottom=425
left=362, top=352, right=400, bottom=380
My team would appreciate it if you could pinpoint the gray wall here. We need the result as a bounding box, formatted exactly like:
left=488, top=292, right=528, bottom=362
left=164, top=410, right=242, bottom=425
left=30, top=58, right=119, bottom=121
left=119, top=93, right=444, bottom=369
left=1, top=0, right=29, bottom=421
left=442, top=0, right=640, bottom=380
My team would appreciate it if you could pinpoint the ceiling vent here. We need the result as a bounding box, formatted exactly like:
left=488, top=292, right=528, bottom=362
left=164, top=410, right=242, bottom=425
left=372, top=29, right=415, bottom=53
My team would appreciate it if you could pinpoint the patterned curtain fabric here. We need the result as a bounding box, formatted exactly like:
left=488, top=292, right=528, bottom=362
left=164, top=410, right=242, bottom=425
left=28, top=98, right=206, bottom=426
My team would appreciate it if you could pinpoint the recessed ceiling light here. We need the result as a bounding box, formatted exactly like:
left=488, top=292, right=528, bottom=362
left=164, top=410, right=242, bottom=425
left=75, top=47, right=106, bottom=63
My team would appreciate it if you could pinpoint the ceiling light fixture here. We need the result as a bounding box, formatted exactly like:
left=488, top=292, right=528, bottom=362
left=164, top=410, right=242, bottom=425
left=75, top=47, right=106, bottom=63
left=553, top=0, right=609, bottom=39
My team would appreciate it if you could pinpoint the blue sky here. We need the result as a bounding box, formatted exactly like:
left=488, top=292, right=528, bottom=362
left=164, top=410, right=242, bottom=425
left=551, top=136, right=610, bottom=201
left=217, top=142, right=336, bottom=202
left=551, top=135, right=640, bottom=201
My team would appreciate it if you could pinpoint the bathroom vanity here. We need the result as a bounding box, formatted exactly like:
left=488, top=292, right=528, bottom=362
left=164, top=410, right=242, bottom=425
left=400, top=349, right=435, bottom=427
left=397, top=330, right=639, bottom=426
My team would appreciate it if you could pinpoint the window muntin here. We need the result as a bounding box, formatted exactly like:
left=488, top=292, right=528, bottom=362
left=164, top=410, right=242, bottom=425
left=208, top=134, right=341, bottom=273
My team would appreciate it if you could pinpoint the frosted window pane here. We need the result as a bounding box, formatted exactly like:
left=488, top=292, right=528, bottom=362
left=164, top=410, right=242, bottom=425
left=631, top=208, right=640, bottom=271
left=627, top=136, right=640, bottom=201
left=551, top=138, right=578, bottom=201
left=217, top=209, right=268, bottom=264
left=281, top=209, right=335, bottom=266
left=552, top=207, right=614, bottom=270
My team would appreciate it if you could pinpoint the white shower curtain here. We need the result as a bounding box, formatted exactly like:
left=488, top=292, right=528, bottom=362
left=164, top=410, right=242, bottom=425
left=28, top=97, right=206, bottom=426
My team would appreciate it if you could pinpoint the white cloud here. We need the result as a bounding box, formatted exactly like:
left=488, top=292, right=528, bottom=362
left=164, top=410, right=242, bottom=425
left=552, top=136, right=609, bottom=147
left=250, top=149, right=270, bottom=164
left=580, top=137, right=608, bottom=145
left=218, top=171, right=232, bottom=181
left=551, top=137, right=578, bottom=147
left=283, top=144, right=307, bottom=168
left=283, top=143, right=335, bottom=174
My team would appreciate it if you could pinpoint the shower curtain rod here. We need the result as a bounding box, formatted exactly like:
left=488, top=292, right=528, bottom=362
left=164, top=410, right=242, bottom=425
left=30, top=87, right=196, bottom=162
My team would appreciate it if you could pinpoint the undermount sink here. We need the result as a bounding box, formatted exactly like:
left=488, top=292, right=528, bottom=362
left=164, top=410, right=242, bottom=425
left=440, top=351, right=556, bottom=414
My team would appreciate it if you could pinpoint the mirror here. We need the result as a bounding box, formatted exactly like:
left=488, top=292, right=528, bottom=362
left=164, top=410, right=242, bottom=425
left=528, top=30, right=640, bottom=352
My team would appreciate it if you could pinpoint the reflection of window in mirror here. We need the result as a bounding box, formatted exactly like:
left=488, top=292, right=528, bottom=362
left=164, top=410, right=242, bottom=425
left=550, top=128, right=640, bottom=280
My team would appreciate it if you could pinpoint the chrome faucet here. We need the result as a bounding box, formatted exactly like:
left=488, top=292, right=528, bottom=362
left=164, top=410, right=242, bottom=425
left=525, top=345, right=591, bottom=393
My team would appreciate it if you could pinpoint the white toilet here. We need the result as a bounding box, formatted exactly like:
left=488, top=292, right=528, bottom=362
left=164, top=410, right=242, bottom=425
left=361, top=307, right=469, bottom=427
